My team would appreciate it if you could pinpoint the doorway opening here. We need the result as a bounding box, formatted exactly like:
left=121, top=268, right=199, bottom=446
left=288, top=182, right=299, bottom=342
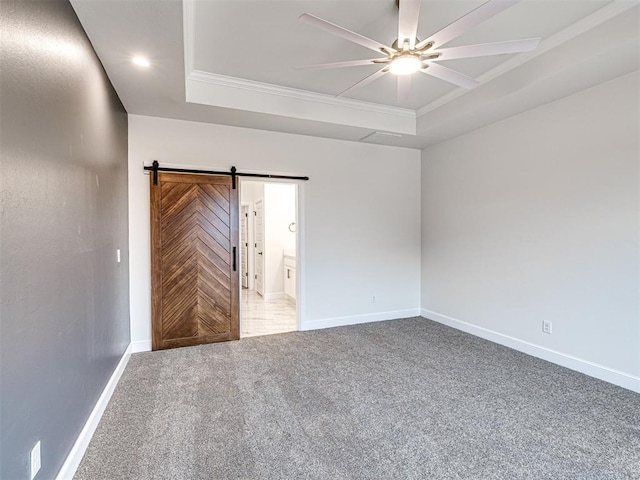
left=240, top=180, right=298, bottom=337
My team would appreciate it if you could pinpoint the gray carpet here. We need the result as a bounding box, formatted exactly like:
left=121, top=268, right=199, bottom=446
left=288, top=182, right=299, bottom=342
left=75, top=318, right=640, bottom=479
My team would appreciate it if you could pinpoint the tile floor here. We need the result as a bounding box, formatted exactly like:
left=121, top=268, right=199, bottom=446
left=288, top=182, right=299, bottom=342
left=241, top=289, right=297, bottom=338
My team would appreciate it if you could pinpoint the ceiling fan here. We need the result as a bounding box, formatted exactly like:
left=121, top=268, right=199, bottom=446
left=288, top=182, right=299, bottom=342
left=295, top=0, right=541, bottom=101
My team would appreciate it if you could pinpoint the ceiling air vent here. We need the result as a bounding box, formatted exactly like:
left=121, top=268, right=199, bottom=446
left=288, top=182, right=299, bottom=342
left=360, top=131, right=402, bottom=143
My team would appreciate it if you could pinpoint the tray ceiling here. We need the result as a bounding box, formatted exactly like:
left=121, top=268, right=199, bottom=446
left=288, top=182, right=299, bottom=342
left=70, top=0, right=639, bottom=148
left=191, top=0, right=608, bottom=109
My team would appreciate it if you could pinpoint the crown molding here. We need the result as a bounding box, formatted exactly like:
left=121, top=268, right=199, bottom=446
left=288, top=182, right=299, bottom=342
left=187, top=70, right=416, bottom=119
left=185, top=70, right=415, bottom=134
left=182, top=0, right=415, bottom=135
left=416, top=0, right=638, bottom=118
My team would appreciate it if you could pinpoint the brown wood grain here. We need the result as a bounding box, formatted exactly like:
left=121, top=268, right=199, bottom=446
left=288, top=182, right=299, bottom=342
left=151, top=172, right=239, bottom=351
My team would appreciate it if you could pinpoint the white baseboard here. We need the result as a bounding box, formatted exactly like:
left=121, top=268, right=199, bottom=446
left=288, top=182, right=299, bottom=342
left=262, top=292, right=285, bottom=301
left=131, top=339, right=152, bottom=353
left=421, top=309, right=640, bottom=394
left=56, top=344, right=132, bottom=480
left=301, top=308, right=421, bottom=331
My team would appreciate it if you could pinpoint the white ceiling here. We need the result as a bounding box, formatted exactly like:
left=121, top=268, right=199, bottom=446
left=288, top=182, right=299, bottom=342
left=192, top=0, right=608, bottom=109
left=70, top=0, right=639, bottom=149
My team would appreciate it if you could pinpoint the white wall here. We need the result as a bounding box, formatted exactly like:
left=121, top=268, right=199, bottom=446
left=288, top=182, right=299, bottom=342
left=264, top=183, right=296, bottom=296
left=240, top=181, right=263, bottom=205
left=129, top=115, right=421, bottom=347
left=421, top=71, right=640, bottom=391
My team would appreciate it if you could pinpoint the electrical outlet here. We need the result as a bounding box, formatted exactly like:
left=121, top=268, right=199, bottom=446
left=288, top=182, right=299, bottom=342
left=30, top=441, right=41, bottom=480
left=542, top=320, right=552, bottom=334
left=116, top=249, right=121, bottom=263
left=371, top=295, right=376, bottom=304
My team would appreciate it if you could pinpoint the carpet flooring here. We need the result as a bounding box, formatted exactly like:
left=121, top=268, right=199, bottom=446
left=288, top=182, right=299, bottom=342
left=75, top=318, right=640, bottom=479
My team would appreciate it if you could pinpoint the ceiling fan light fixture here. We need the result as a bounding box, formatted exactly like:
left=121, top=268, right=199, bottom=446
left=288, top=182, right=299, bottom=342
left=389, top=53, right=422, bottom=75
left=298, top=1, right=540, bottom=93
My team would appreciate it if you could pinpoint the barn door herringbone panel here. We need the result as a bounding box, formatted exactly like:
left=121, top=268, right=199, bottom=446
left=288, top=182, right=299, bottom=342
left=151, top=173, right=239, bottom=350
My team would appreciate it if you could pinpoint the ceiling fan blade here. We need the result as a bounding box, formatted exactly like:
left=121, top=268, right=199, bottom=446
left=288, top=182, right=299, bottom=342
left=398, top=0, right=421, bottom=49
left=294, top=59, right=387, bottom=71
left=338, top=66, right=388, bottom=97
left=421, top=63, right=479, bottom=89
left=434, top=38, right=540, bottom=60
left=416, top=0, right=520, bottom=50
left=300, top=13, right=393, bottom=54
left=397, top=75, right=411, bottom=104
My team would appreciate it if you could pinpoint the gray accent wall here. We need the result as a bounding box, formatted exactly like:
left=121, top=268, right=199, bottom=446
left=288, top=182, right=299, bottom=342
left=0, top=1, right=130, bottom=478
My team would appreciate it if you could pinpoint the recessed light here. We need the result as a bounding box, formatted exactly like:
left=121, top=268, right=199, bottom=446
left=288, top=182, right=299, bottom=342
left=132, top=56, right=150, bottom=68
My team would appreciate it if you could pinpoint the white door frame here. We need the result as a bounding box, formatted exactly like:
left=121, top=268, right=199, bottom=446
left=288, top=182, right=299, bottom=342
left=294, top=182, right=304, bottom=332
left=254, top=198, right=264, bottom=297
left=237, top=179, right=304, bottom=334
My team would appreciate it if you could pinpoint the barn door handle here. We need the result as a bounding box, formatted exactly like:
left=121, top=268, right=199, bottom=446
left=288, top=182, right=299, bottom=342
left=232, top=247, right=237, bottom=271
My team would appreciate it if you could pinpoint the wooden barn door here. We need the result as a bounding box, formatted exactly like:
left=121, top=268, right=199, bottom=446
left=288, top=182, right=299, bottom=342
left=151, top=172, right=239, bottom=351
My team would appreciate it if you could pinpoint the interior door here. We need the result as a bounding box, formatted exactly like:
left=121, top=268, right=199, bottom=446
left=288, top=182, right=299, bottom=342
left=150, top=172, right=239, bottom=350
left=241, top=205, right=248, bottom=288
left=254, top=199, right=264, bottom=297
